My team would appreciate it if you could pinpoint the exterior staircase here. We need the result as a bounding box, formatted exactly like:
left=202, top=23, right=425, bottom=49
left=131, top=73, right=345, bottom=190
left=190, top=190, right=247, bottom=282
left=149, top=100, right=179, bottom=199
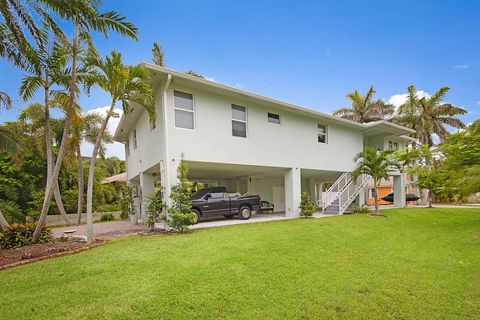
left=318, top=164, right=370, bottom=215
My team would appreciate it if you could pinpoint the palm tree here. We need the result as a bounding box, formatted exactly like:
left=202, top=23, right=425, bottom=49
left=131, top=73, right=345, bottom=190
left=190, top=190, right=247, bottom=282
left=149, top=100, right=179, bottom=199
left=333, top=86, right=394, bottom=123
left=352, top=147, right=401, bottom=214
left=33, top=0, right=138, bottom=242
left=152, top=41, right=165, bottom=66
left=70, top=112, right=112, bottom=225
left=395, top=86, right=467, bottom=146
left=84, top=51, right=154, bottom=243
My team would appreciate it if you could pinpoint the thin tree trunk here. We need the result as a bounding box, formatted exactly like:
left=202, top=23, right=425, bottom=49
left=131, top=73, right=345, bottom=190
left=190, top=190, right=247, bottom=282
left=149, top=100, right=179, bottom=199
left=76, top=144, right=84, bottom=225
left=86, top=102, right=114, bottom=243
left=373, top=179, right=379, bottom=214
left=33, top=24, right=79, bottom=242
left=0, top=210, right=10, bottom=230
left=428, top=189, right=433, bottom=208
left=44, top=85, right=71, bottom=226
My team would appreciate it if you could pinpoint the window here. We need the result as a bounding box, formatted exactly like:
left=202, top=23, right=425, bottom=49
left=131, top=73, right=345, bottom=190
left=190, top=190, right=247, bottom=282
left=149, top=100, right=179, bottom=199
left=209, top=192, right=225, bottom=199
left=126, top=140, right=130, bottom=157
left=232, top=104, right=247, bottom=137
left=318, top=124, right=327, bottom=143
left=369, top=188, right=376, bottom=198
left=388, top=140, right=399, bottom=150
left=268, top=112, right=280, bottom=124
left=133, top=129, right=137, bottom=149
left=174, top=90, right=194, bottom=129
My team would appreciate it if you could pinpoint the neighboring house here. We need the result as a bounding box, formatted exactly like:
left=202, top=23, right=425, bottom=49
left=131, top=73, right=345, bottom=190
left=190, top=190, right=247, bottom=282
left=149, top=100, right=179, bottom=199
left=114, top=64, right=414, bottom=222
left=102, top=172, right=127, bottom=185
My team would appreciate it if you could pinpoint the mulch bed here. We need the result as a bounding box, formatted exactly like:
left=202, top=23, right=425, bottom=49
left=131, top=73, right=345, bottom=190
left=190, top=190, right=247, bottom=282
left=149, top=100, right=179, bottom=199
left=0, top=239, right=105, bottom=271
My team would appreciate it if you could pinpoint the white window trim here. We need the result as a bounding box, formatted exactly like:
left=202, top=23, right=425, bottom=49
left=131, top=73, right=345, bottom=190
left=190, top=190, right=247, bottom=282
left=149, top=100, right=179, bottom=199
left=317, top=124, right=328, bottom=144
left=232, top=104, right=247, bottom=138
left=174, top=90, right=195, bottom=130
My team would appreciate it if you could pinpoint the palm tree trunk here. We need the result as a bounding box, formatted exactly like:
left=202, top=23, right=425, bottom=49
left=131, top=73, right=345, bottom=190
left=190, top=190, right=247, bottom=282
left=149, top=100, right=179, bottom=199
left=32, top=24, right=79, bottom=243
left=373, top=178, right=379, bottom=214
left=0, top=210, right=10, bottom=230
left=44, top=85, right=71, bottom=226
left=76, top=144, right=84, bottom=225
left=428, top=189, right=433, bottom=208
left=86, top=102, right=114, bottom=243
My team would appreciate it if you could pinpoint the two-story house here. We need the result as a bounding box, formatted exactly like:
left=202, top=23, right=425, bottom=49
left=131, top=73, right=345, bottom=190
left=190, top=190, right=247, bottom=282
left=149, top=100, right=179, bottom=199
left=114, top=64, right=414, bottom=222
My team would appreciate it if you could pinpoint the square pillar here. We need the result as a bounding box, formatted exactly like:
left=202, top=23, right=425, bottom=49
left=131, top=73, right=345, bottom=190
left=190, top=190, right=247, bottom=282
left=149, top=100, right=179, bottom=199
left=140, top=172, right=155, bottom=223
left=285, top=167, right=301, bottom=217
left=393, top=174, right=406, bottom=208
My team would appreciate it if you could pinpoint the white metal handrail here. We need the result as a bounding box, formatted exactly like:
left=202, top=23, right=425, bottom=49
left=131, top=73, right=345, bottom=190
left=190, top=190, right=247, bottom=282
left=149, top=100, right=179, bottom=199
left=319, top=161, right=360, bottom=210
left=338, top=173, right=370, bottom=214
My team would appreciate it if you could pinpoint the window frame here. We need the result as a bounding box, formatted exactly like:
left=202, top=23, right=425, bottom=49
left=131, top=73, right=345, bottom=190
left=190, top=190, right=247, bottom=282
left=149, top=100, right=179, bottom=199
left=173, top=90, right=195, bottom=130
left=267, top=112, right=280, bottom=124
left=317, top=124, right=328, bottom=144
left=133, top=129, right=137, bottom=149
left=126, top=139, right=130, bottom=157
left=231, top=104, right=247, bottom=138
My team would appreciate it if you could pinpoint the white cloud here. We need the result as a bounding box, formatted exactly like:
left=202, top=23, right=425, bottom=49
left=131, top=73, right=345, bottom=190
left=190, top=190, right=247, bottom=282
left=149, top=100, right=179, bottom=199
left=80, top=106, right=125, bottom=160
left=388, top=90, right=431, bottom=108
left=205, top=76, right=217, bottom=82
left=454, top=64, right=469, bottom=69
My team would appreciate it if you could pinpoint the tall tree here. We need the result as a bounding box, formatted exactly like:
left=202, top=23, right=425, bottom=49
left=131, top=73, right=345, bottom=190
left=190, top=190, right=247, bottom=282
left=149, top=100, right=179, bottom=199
left=84, top=51, right=154, bottom=243
left=333, top=86, right=394, bottom=123
left=33, top=0, right=138, bottom=242
left=151, top=41, right=165, bottom=66
left=70, top=112, right=112, bottom=224
left=352, top=147, right=401, bottom=214
left=395, top=86, right=467, bottom=146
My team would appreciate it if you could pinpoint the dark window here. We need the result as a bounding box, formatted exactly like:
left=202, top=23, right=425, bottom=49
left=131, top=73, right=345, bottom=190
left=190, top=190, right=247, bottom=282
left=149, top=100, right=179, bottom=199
left=318, top=124, right=327, bottom=143
left=268, top=112, right=280, bottom=124
left=133, top=130, right=137, bottom=149
left=232, top=104, right=247, bottom=137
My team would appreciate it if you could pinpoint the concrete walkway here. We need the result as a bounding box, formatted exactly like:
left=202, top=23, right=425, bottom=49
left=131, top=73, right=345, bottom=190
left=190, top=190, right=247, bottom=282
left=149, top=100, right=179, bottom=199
left=51, top=220, right=148, bottom=239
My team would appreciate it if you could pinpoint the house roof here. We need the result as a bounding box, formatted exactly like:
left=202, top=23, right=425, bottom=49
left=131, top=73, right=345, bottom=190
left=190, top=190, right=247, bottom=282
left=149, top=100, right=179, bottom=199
left=114, top=64, right=414, bottom=140
left=102, top=172, right=127, bottom=184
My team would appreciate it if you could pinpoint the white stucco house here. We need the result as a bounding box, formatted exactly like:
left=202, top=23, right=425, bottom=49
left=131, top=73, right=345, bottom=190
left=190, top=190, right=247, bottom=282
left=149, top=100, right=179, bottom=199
left=114, top=64, right=414, bottom=222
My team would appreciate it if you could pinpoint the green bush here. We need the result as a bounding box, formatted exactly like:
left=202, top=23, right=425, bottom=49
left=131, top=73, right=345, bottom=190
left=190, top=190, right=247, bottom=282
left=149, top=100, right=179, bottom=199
left=0, top=222, right=52, bottom=249
left=146, top=191, right=164, bottom=230
left=100, top=213, right=114, bottom=221
left=352, top=205, right=371, bottom=214
left=299, top=192, right=315, bottom=218
left=95, top=203, right=121, bottom=212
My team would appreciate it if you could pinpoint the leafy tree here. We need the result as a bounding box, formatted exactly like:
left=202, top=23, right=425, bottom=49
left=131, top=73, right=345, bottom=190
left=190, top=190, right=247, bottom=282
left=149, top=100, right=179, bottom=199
left=145, top=190, right=164, bottom=230
left=333, top=86, right=394, bottom=123
left=299, top=192, right=315, bottom=218
left=162, top=158, right=196, bottom=233
left=33, top=0, right=138, bottom=243
left=83, top=51, right=154, bottom=243
left=395, top=86, right=467, bottom=146
left=352, top=147, right=401, bottom=214
left=152, top=41, right=165, bottom=66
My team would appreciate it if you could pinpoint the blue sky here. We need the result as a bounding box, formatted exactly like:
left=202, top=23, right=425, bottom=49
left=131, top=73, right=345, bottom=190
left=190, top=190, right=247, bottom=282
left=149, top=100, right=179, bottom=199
left=1, top=0, right=479, bottom=158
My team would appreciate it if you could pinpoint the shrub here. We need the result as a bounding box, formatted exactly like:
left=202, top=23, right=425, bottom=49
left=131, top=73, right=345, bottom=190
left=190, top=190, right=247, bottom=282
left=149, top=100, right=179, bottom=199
left=100, top=213, right=114, bottom=221
left=96, top=203, right=121, bottom=212
left=0, top=222, right=51, bottom=249
left=146, top=191, right=164, bottom=230
left=299, top=192, right=315, bottom=218
left=352, top=205, right=371, bottom=214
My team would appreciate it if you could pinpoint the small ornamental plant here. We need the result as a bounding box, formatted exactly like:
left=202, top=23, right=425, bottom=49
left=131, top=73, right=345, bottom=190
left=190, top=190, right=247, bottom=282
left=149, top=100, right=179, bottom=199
left=299, top=192, right=315, bottom=218
left=161, top=156, right=196, bottom=233
left=145, top=189, right=164, bottom=230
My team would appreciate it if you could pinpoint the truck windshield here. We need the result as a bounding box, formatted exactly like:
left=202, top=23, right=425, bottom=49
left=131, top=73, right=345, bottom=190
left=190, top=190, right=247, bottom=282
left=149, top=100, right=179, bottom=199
left=190, top=189, right=209, bottom=200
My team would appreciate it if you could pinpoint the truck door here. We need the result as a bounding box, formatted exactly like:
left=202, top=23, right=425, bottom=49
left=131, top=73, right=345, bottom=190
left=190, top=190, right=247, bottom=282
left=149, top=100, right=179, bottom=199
left=203, top=192, right=229, bottom=216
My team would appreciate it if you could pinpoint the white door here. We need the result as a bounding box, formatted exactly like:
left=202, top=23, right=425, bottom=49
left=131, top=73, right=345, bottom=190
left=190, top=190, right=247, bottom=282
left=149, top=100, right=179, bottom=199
left=272, top=186, right=285, bottom=212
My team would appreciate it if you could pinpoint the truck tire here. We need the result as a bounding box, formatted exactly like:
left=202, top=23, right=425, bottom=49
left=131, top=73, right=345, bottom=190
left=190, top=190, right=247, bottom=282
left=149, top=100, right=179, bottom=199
left=192, top=209, right=201, bottom=224
left=239, top=206, right=251, bottom=220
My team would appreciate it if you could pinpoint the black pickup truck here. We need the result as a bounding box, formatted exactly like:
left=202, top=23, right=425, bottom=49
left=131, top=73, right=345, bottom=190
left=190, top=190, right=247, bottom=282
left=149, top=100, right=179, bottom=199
left=190, top=187, right=261, bottom=223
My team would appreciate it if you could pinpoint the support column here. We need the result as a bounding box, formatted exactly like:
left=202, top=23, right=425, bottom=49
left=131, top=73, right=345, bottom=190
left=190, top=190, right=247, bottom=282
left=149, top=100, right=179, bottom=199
left=140, top=172, right=155, bottom=223
left=357, top=186, right=365, bottom=206
left=393, top=174, right=405, bottom=208
left=285, top=167, right=301, bottom=217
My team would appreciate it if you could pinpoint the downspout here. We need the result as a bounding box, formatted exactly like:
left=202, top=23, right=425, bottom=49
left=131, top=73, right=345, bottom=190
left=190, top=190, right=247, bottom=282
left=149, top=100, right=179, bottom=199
left=161, top=74, right=172, bottom=208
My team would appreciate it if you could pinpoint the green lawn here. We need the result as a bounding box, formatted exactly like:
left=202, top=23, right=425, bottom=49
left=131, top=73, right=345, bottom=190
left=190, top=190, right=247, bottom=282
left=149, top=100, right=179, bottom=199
left=1, top=208, right=479, bottom=319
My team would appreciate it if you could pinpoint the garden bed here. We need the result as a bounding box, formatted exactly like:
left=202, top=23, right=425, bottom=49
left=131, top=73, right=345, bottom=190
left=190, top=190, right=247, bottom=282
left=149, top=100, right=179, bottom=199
left=0, top=239, right=105, bottom=270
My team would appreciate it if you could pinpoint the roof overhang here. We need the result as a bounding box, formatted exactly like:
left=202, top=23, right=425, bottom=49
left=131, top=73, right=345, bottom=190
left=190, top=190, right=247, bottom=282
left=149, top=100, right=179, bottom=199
left=114, top=64, right=415, bottom=141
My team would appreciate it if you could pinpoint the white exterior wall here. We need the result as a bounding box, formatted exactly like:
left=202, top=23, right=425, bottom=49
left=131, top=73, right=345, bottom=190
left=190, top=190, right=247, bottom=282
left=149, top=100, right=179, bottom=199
left=165, top=84, right=363, bottom=171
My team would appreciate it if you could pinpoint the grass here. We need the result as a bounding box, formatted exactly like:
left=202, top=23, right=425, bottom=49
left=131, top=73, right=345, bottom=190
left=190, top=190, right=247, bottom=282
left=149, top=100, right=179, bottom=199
left=1, top=208, right=479, bottom=319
